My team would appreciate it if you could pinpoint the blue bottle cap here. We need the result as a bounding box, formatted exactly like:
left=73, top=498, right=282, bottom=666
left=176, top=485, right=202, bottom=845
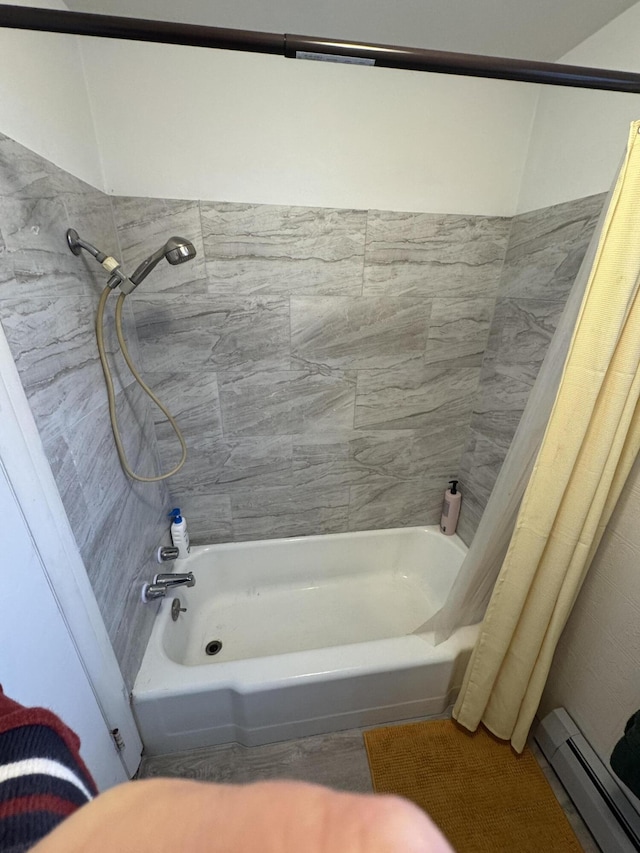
left=169, top=508, right=182, bottom=523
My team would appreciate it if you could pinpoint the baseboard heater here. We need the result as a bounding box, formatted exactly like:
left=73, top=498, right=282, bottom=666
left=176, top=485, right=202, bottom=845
left=535, top=709, right=640, bottom=852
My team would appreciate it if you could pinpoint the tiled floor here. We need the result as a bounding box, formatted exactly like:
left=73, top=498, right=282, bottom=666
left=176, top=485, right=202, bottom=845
left=138, top=719, right=600, bottom=852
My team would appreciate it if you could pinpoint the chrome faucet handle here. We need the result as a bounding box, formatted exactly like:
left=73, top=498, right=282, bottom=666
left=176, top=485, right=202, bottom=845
left=156, top=545, right=179, bottom=563
left=141, top=582, right=167, bottom=602
left=153, top=572, right=195, bottom=588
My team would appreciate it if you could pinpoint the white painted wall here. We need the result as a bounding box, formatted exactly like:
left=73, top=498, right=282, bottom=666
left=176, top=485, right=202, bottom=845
left=0, top=0, right=103, bottom=189
left=517, top=1, right=640, bottom=213
left=2, top=0, right=640, bottom=215
left=81, top=38, right=538, bottom=215
left=540, top=453, right=640, bottom=771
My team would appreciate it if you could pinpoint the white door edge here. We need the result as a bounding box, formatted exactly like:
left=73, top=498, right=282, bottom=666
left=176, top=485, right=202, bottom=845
left=0, top=325, right=143, bottom=777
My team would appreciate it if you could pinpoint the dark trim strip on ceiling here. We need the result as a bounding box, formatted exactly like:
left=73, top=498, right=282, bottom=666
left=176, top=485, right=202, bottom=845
left=1, top=4, right=640, bottom=93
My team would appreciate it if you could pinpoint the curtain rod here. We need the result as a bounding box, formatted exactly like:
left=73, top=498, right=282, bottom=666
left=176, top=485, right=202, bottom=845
left=2, top=4, right=640, bottom=94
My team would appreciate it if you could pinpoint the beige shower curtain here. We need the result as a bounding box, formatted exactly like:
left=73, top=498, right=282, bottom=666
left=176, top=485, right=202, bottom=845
left=454, top=120, right=640, bottom=752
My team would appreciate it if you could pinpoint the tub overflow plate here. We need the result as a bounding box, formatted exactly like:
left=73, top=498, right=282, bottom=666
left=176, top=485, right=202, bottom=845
left=171, top=598, right=186, bottom=621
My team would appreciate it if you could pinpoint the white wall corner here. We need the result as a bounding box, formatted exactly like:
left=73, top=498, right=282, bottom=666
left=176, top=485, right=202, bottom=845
left=0, top=0, right=104, bottom=190
left=516, top=0, right=640, bottom=214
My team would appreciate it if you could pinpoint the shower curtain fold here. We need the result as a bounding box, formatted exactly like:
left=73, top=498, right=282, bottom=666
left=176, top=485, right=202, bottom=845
left=447, top=119, right=640, bottom=751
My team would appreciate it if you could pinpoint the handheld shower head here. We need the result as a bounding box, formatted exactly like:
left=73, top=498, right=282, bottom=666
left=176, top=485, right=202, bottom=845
left=67, top=227, right=197, bottom=295
left=130, top=236, right=197, bottom=287
left=164, top=236, right=198, bottom=265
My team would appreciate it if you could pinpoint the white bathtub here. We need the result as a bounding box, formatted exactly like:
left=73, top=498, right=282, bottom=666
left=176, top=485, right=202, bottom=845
left=133, top=526, right=479, bottom=755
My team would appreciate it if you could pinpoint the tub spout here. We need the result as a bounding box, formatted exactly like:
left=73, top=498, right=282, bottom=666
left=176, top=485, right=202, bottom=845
left=153, top=572, right=195, bottom=589
left=141, top=572, right=195, bottom=603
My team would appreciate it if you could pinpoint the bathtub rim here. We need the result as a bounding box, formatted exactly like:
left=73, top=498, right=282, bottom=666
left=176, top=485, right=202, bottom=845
left=178, top=523, right=467, bottom=560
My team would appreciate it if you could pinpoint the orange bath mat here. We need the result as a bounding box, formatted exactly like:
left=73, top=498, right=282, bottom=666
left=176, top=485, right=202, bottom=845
left=363, top=718, right=583, bottom=852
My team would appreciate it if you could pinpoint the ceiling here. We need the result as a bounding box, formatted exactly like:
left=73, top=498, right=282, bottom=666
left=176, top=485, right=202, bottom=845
left=63, top=0, right=639, bottom=63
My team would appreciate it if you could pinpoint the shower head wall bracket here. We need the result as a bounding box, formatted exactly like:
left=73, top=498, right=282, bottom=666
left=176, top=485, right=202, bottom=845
left=106, top=264, right=134, bottom=294
left=67, top=227, right=107, bottom=262
left=66, top=228, right=83, bottom=256
left=66, top=227, right=133, bottom=292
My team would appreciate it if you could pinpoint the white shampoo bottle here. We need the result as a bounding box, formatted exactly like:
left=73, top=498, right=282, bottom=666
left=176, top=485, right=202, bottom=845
left=440, top=480, right=461, bottom=535
left=169, top=507, right=190, bottom=559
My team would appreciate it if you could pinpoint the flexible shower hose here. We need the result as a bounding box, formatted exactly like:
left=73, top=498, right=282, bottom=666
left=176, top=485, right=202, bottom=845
left=96, top=285, right=187, bottom=482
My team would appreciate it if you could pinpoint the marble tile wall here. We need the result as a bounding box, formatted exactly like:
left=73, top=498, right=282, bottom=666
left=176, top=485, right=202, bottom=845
left=456, top=193, right=607, bottom=544
left=112, top=199, right=511, bottom=543
left=0, top=134, right=169, bottom=689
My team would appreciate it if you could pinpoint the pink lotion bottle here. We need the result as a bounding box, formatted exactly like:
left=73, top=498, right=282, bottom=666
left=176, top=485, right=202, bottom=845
left=440, top=480, right=461, bottom=535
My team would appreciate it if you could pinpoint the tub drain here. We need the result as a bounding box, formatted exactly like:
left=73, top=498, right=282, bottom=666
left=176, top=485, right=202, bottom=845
left=205, top=640, right=223, bottom=656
